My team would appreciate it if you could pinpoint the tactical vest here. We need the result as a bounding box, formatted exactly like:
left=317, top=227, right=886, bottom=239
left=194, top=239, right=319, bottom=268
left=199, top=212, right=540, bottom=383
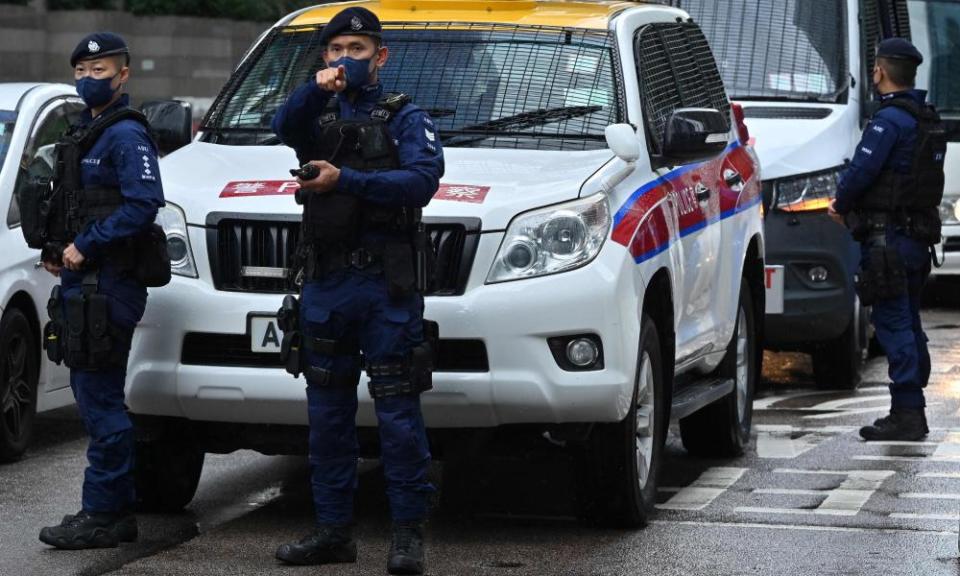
left=298, top=92, right=416, bottom=246
left=854, top=97, right=947, bottom=214
left=19, top=107, right=150, bottom=251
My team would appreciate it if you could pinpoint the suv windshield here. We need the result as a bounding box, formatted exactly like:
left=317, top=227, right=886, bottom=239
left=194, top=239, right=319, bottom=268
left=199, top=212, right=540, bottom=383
left=909, top=0, right=960, bottom=120
left=201, top=24, right=622, bottom=151
left=0, top=112, right=15, bottom=175
left=666, top=0, right=848, bottom=102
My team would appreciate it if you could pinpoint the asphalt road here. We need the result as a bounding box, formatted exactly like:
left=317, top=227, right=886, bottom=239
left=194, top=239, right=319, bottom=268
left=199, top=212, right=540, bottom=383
left=5, top=285, right=960, bottom=576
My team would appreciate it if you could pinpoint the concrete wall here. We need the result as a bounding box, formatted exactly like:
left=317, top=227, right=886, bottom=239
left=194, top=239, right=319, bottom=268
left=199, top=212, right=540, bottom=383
left=0, top=5, right=268, bottom=114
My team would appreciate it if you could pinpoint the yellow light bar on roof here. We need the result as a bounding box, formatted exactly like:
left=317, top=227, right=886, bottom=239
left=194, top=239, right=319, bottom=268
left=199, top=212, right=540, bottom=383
left=289, top=0, right=637, bottom=29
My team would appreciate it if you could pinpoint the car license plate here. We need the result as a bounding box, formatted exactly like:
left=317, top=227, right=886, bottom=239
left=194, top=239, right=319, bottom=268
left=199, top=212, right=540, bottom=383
left=250, top=315, right=283, bottom=353
left=765, top=265, right=784, bottom=315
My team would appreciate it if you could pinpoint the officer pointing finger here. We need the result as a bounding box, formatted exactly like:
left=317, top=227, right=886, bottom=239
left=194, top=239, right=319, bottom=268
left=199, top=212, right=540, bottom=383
left=271, top=7, right=443, bottom=575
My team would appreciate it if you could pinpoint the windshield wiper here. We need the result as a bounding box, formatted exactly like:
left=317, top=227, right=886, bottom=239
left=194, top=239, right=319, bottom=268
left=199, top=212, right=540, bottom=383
left=453, top=105, right=602, bottom=134
left=441, top=105, right=603, bottom=145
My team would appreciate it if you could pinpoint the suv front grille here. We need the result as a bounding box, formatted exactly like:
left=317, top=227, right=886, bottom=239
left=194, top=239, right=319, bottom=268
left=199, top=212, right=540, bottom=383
left=206, top=214, right=481, bottom=295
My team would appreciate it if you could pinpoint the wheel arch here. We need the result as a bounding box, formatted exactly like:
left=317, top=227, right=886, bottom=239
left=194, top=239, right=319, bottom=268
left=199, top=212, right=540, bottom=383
left=743, top=234, right=765, bottom=377
left=4, top=291, right=42, bottom=383
left=642, top=267, right=675, bottom=410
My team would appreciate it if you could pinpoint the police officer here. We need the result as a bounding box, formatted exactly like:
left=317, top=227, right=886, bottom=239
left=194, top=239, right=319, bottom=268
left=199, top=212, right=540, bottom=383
left=829, top=38, right=947, bottom=441
left=37, top=32, right=165, bottom=548
left=270, top=7, right=443, bottom=575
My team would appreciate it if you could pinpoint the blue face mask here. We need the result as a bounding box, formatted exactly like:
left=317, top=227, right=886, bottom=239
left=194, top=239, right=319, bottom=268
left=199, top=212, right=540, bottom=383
left=330, top=57, right=374, bottom=91
left=76, top=75, right=120, bottom=109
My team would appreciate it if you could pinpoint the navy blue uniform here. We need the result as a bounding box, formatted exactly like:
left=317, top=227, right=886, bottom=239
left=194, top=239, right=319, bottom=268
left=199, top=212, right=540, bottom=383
left=64, top=94, right=165, bottom=513
left=835, top=90, right=931, bottom=409
left=273, top=81, right=443, bottom=525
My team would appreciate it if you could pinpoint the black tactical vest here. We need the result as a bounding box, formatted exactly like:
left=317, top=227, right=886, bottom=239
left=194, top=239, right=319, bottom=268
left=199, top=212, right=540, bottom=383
left=299, top=92, right=415, bottom=246
left=19, top=107, right=150, bottom=251
left=854, top=97, right=947, bottom=214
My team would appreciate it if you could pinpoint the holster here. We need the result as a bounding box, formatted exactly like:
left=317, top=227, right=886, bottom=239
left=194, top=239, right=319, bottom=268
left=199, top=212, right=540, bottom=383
left=906, top=209, right=942, bottom=245
left=57, top=273, right=130, bottom=370
left=43, top=286, right=64, bottom=365
left=366, top=319, right=439, bottom=399
left=277, top=295, right=301, bottom=378
left=855, top=237, right=907, bottom=306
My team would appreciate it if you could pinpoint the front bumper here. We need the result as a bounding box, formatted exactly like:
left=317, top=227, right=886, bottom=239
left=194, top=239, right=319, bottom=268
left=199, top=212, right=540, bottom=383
left=931, top=224, right=960, bottom=275
left=762, top=210, right=858, bottom=350
left=126, top=227, right=641, bottom=428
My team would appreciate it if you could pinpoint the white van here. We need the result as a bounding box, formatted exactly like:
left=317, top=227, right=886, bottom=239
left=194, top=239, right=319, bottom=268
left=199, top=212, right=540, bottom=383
left=133, top=0, right=765, bottom=525
left=908, top=0, right=960, bottom=273
left=672, top=0, right=914, bottom=389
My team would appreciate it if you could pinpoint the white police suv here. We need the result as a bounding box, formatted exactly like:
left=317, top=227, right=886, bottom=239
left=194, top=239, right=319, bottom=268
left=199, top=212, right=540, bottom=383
left=137, top=0, right=765, bottom=525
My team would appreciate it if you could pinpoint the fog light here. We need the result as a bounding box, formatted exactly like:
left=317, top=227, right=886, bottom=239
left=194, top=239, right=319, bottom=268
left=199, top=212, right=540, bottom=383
left=808, top=265, right=829, bottom=283
left=566, top=338, right=599, bottom=368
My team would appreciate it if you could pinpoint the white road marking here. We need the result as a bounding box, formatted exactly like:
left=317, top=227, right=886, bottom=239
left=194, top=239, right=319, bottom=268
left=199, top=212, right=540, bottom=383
left=933, top=432, right=960, bottom=459
left=754, top=391, right=835, bottom=410
left=866, top=441, right=938, bottom=447
left=918, top=472, right=960, bottom=479
left=736, top=506, right=859, bottom=517
left=889, top=513, right=960, bottom=521
left=754, top=489, right=824, bottom=496
left=853, top=455, right=958, bottom=462
left=755, top=425, right=825, bottom=459
left=737, top=469, right=894, bottom=517
left=853, top=431, right=960, bottom=462
left=651, top=519, right=957, bottom=537
left=807, top=395, right=890, bottom=410
left=900, top=492, right=960, bottom=500
left=802, top=406, right=891, bottom=420
left=656, top=467, right=747, bottom=511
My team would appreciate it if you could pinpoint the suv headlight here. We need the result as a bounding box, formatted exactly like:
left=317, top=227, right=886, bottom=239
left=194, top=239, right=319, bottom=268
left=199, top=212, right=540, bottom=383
left=774, top=166, right=843, bottom=212
left=940, top=197, right=960, bottom=225
left=487, top=194, right=610, bottom=284
left=155, top=202, right=197, bottom=278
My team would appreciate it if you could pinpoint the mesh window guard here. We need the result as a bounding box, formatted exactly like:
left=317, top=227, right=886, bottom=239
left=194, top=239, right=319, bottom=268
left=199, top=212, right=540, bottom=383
left=636, top=22, right=731, bottom=153
left=665, top=0, right=849, bottom=103
left=201, top=22, right=624, bottom=151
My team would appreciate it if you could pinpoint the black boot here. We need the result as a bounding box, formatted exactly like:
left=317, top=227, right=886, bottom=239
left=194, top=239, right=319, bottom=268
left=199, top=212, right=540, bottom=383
left=388, top=522, right=425, bottom=575
left=39, top=511, right=138, bottom=550
left=861, top=408, right=928, bottom=441
left=873, top=410, right=929, bottom=434
left=275, top=525, right=356, bottom=565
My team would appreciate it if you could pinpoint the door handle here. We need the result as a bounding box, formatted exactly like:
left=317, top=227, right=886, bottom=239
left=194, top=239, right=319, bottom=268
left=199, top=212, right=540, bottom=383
left=724, top=169, right=743, bottom=187
left=695, top=185, right=712, bottom=203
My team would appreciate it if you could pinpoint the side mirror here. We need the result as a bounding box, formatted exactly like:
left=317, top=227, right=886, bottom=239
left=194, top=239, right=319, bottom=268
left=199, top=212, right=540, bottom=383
left=661, top=108, right=728, bottom=163
left=141, top=100, right=193, bottom=156
left=605, top=123, right=640, bottom=163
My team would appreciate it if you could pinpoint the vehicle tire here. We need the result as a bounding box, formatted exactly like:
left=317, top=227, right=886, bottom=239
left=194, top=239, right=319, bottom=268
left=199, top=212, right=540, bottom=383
left=812, top=297, right=866, bottom=390
left=679, top=281, right=757, bottom=457
left=0, top=308, right=39, bottom=463
left=579, top=313, right=667, bottom=528
left=135, top=434, right=205, bottom=512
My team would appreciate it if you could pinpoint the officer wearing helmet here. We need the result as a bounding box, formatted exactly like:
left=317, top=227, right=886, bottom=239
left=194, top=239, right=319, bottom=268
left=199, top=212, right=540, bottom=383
left=829, top=38, right=947, bottom=441
left=32, top=32, right=166, bottom=548
left=271, top=7, right=443, bottom=575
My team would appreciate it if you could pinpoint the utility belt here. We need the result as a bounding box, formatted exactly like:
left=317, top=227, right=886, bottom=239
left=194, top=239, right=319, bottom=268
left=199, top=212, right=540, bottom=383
left=299, top=224, right=433, bottom=300
left=276, top=295, right=439, bottom=399
left=40, top=224, right=171, bottom=288
left=847, top=209, right=942, bottom=245
left=43, top=272, right=132, bottom=370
